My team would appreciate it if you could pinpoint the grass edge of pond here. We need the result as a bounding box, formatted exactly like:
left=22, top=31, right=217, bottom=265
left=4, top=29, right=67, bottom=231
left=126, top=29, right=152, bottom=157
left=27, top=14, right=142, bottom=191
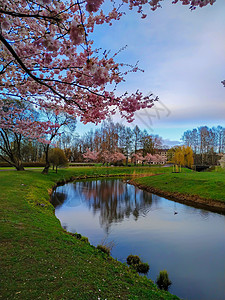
left=0, top=167, right=180, bottom=300
left=129, top=170, right=225, bottom=214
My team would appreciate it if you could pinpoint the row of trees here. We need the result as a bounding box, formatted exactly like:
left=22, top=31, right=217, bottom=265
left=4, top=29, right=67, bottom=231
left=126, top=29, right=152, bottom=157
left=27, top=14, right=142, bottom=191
left=59, top=119, right=166, bottom=164
left=2, top=113, right=225, bottom=169
left=181, top=126, right=225, bottom=166
left=82, top=149, right=167, bottom=166
left=0, top=113, right=168, bottom=168
left=182, top=126, right=225, bottom=154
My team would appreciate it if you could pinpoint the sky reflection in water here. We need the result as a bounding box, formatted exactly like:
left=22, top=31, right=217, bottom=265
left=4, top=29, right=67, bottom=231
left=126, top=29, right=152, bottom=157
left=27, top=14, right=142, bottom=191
left=52, top=179, right=225, bottom=300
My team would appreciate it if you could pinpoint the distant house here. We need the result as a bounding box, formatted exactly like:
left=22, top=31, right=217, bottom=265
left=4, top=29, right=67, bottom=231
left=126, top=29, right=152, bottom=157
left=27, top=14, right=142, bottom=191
left=155, top=149, right=169, bottom=163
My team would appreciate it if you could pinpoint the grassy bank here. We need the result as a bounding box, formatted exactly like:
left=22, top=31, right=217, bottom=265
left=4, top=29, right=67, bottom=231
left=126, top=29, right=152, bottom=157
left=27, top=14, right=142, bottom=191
left=132, top=168, right=225, bottom=212
left=0, top=167, right=179, bottom=300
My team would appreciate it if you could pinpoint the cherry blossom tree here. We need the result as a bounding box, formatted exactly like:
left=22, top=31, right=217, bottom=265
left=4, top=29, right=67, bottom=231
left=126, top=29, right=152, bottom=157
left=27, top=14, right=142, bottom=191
left=0, top=99, right=58, bottom=170
left=155, top=154, right=166, bottom=164
left=144, top=153, right=153, bottom=165
left=82, top=148, right=99, bottom=162
left=132, top=153, right=144, bottom=165
left=99, top=150, right=126, bottom=166
left=100, top=150, right=113, bottom=166
left=0, top=0, right=215, bottom=122
left=0, top=0, right=216, bottom=166
left=111, top=152, right=126, bottom=165
left=0, top=0, right=160, bottom=128
left=0, top=98, right=76, bottom=172
left=144, top=153, right=165, bottom=165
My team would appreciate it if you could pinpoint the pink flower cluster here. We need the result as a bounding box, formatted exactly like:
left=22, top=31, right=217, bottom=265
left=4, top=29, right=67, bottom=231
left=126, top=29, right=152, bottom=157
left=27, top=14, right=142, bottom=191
left=100, top=151, right=126, bottom=164
left=132, top=153, right=144, bottom=163
left=144, top=153, right=166, bottom=164
left=86, top=0, right=104, bottom=13
left=83, top=148, right=99, bottom=161
left=70, top=19, right=85, bottom=46
left=132, top=153, right=166, bottom=164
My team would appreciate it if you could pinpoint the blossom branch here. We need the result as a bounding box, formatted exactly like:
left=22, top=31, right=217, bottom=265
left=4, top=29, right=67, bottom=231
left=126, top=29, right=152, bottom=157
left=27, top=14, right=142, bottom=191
left=0, top=9, right=60, bottom=21
left=0, top=32, right=84, bottom=110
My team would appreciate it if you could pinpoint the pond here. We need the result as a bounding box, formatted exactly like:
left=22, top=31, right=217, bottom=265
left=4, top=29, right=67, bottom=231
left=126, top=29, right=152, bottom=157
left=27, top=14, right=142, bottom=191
left=51, top=178, right=225, bottom=300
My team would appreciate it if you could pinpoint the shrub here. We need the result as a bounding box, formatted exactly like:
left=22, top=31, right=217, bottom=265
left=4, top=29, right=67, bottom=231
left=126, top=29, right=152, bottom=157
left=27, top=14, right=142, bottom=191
left=49, top=148, right=68, bottom=173
left=126, top=255, right=150, bottom=274
left=126, top=255, right=141, bottom=266
left=80, top=236, right=89, bottom=243
left=72, top=233, right=89, bottom=243
left=73, top=233, right=82, bottom=239
left=156, top=270, right=172, bottom=291
left=134, top=262, right=150, bottom=274
left=97, top=245, right=110, bottom=255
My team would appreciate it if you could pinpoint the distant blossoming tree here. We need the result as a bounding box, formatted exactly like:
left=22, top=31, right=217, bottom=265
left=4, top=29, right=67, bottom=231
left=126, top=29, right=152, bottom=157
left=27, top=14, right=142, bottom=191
left=100, top=150, right=112, bottom=166
left=111, top=152, right=126, bottom=165
left=144, top=153, right=166, bottom=165
left=99, top=150, right=125, bottom=165
left=83, top=148, right=99, bottom=162
left=144, top=153, right=153, bottom=165
left=132, top=153, right=144, bottom=165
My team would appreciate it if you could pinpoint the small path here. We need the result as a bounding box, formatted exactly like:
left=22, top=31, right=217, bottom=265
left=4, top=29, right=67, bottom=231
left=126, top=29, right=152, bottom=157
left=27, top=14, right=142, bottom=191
left=0, top=167, right=43, bottom=172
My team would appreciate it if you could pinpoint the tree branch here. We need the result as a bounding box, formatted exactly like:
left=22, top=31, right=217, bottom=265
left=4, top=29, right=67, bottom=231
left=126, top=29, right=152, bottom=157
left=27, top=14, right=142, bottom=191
left=0, top=9, right=60, bottom=21
left=0, top=32, right=84, bottom=111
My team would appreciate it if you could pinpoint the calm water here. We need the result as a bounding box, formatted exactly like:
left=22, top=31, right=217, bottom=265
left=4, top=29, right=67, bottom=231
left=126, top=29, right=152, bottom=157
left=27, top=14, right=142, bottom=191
left=52, top=179, right=225, bottom=300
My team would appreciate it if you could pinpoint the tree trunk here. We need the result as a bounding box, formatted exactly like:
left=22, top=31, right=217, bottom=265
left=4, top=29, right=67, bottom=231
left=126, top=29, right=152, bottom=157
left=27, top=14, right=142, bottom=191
left=42, top=164, right=50, bottom=174
left=0, top=154, right=24, bottom=171
left=15, top=164, right=25, bottom=171
left=42, top=144, right=50, bottom=174
left=0, top=131, right=25, bottom=171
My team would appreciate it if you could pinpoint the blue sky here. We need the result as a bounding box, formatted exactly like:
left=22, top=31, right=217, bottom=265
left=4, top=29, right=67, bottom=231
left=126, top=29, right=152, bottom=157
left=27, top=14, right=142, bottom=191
left=76, top=1, right=225, bottom=145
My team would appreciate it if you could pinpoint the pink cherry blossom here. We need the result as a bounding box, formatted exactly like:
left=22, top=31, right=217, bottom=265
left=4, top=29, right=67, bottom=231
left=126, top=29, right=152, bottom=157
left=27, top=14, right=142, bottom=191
left=83, top=148, right=99, bottom=161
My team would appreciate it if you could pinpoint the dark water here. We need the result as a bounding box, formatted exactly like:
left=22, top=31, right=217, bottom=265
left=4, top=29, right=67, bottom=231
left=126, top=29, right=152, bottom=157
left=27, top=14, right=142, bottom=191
left=52, top=179, right=225, bottom=300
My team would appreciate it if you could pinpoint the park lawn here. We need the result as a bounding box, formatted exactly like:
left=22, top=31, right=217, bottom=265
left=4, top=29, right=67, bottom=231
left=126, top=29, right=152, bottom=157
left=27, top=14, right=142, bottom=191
left=0, top=167, right=179, bottom=300
left=134, top=168, right=225, bottom=203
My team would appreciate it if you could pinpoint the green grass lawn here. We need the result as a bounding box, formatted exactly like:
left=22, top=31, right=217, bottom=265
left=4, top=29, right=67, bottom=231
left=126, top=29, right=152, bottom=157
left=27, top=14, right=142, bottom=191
left=0, top=167, right=179, bottom=300
left=134, top=168, right=225, bottom=203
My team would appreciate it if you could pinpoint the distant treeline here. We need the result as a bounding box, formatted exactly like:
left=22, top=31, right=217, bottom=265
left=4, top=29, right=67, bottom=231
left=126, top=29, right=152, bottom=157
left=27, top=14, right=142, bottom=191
left=182, top=126, right=225, bottom=166
left=182, top=126, right=225, bottom=154
left=58, top=119, right=166, bottom=162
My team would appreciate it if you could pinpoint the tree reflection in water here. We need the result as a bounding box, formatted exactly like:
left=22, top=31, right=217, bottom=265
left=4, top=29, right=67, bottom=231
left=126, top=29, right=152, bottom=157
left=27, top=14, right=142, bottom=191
left=51, top=190, right=67, bottom=208
left=52, top=179, right=153, bottom=232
